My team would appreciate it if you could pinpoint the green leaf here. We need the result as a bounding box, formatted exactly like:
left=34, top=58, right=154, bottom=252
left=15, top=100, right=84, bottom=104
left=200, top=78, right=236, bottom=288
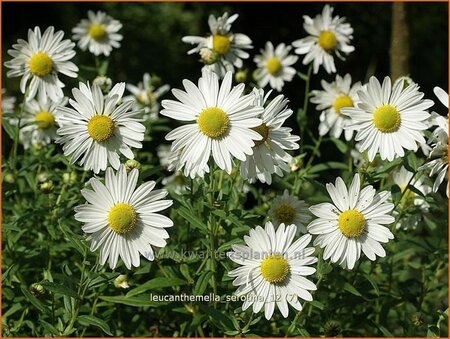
left=98, top=60, right=109, bottom=76
left=77, top=315, right=113, bottom=336
left=99, top=295, right=169, bottom=307
left=404, top=152, right=418, bottom=172
left=40, top=320, right=60, bottom=336
left=363, top=274, right=380, bottom=296
left=343, top=282, right=362, bottom=297
left=377, top=324, right=394, bottom=337
left=20, top=286, right=51, bottom=315
left=330, top=137, right=348, bottom=153
left=2, top=118, right=17, bottom=140
left=309, top=162, right=348, bottom=174
left=309, top=300, right=325, bottom=310
left=177, top=206, right=208, bottom=233
left=193, top=271, right=213, bottom=295
left=40, top=281, right=79, bottom=299
left=126, top=277, right=187, bottom=297
left=198, top=304, right=234, bottom=331
left=58, top=222, right=87, bottom=256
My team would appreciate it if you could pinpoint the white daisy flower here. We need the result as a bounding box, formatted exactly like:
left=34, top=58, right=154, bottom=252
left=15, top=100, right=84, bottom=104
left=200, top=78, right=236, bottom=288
left=240, top=89, right=300, bottom=184
left=421, top=87, right=448, bottom=196
left=254, top=42, right=298, bottom=92
left=161, top=70, right=263, bottom=178
left=74, top=165, right=173, bottom=269
left=269, top=190, right=311, bottom=234
left=310, top=73, right=361, bottom=141
left=308, top=174, right=395, bottom=270
left=125, top=73, right=170, bottom=120
left=2, top=89, right=16, bottom=113
left=182, top=12, right=252, bottom=78
left=342, top=76, right=434, bottom=161
left=18, top=96, right=68, bottom=149
left=228, top=222, right=317, bottom=320
left=56, top=82, right=145, bottom=174
left=72, top=10, right=123, bottom=56
left=392, top=166, right=431, bottom=230
left=4, top=26, right=78, bottom=103
left=292, top=5, right=354, bottom=74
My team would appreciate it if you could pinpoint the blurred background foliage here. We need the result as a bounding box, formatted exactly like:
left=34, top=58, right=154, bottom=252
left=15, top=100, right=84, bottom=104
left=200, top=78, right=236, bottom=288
left=2, top=1, right=448, bottom=102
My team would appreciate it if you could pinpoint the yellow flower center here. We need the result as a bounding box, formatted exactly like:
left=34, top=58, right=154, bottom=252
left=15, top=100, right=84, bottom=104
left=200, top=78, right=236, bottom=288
left=273, top=203, right=296, bottom=225
left=333, top=95, right=354, bottom=115
left=29, top=52, right=53, bottom=77
left=108, top=203, right=137, bottom=234
left=266, top=57, right=282, bottom=75
left=35, top=111, right=55, bottom=129
left=87, top=115, right=115, bottom=142
left=338, top=210, right=366, bottom=238
left=373, top=104, right=401, bottom=133
left=260, top=255, right=290, bottom=284
left=318, top=31, right=337, bottom=52
left=252, top=123, right=270, bottom=147
left=197, top=107, right=229, bottom=139
left=88, top=24, right=107, bottom=41
left=212, top=34, right=231, bottom=55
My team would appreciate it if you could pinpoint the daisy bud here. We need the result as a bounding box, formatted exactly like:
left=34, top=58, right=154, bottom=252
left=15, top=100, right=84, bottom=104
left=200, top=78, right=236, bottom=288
left=3, top=173, right=15, bottom=184
left=324, top=321, right=341, bottom=337
left=289, top=156, right=303, bottom=172
left=114, top=274, right=130, bottom=289
left=234, top=69, right=248, bottom=83
left=40, top=181, right=54, bottom=193
left=63, top=171, right=78, bottom=185
left=412, top=313, right=424, bottom=327
left=37, top=171, right=48, bottom=183
left=93, top=76, right=112, bottom=94
left=150, top=74, right=162, bottom=87
left=30, top=283, right=45, bottom=297
left=199, top=48, right=218, bottom=65
left=125, top=159, right=142, bottom=172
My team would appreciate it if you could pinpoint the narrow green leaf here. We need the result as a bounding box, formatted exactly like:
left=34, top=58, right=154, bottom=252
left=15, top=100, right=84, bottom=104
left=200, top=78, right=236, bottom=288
left=330, top=137, right=348, bottom=153
left=126, top=277, right=187, bottom=297
left=363, top=274, right=380, bottom=296
left=20, top=286, right=51, bottom=315
left=343, top=282, right=362, bottom=296
left=177, top=206, right=208, bottom=233
left=2, top=119, right=17, bottom=140
left=40, top=281, right=79, bottom=299
left=99, top=295, right=169, bottom=307
left=404, top=152, right=418, bottom=172
left=198, top=304, right=234, bottom=330
left=193, top=271, right=213, bottom=295
left=77, top=315, right=113, bottom=336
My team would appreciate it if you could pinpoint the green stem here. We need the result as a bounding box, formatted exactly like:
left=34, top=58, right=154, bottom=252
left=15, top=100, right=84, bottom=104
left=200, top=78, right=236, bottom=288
left=297, top=65, right=313, bottom=148
left=208, top=166, right=218, bottom=306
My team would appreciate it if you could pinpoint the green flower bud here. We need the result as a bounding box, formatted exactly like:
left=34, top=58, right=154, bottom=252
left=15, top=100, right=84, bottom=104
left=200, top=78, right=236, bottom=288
left=93, top=76, right=112, bottom=94
left=235, top=69, right=248, bottom=83
left=125, top=159, right=142, bottom=172
left=324, top=321, right=341, bottom=337
left=3, top=173, right=15, bottom=184
left=30, top=283, right=45, bottom=297
left=63, top=171, right=78, bottom=185
left=40, top=181, right=54, bottom=193
left=114, top=274, right=130, bottom=289
left=412, top=313, right=424, bottom=327
left=200, top=48, right=219, bottom=65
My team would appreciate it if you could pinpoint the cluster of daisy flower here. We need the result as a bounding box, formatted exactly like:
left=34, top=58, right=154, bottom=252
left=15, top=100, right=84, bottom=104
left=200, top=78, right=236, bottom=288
left=3, top=4, right=448, bottom=323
